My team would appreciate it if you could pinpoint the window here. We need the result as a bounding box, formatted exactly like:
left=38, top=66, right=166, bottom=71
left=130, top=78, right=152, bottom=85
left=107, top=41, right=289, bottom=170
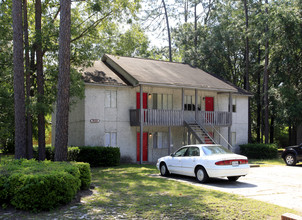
left=105, top=132, right=117, bottom=147
left=153, top=132, right=169, bottom=148
left=184, top=95, right=201, bottom=111
left=174, top=147, right=188, bottom=157
left=152, top=93, right=173, bottom=110
left=187, top=147, right=200, bottom=156
left=105, top=90, right=117, bottom=108
left=232, top=97, right=236, bottom=113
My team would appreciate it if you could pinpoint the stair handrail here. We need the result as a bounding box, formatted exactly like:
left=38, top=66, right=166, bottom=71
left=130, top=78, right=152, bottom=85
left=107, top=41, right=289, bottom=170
left=184, top=121, right=204, bottom=144
left=198, top=115, right=234, bottom=151
left=184, top=120, right=216, bottom=145
left=194, top=120, right=216, bottom=144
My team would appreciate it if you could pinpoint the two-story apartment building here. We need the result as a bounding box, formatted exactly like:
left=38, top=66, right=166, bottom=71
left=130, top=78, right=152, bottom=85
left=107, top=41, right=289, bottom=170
left=52, top=54, right=251, bottom=163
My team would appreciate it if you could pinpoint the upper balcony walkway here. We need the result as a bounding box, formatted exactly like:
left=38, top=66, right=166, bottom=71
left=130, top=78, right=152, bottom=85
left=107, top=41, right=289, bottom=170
left=130, top=109, right=231, bottom=127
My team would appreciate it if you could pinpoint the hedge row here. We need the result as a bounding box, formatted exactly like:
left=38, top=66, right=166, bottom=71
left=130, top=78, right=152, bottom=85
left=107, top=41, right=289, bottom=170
left=76, top=146, right=120, bottom=167
left=0, top=159, right=91, bottom=212
left=240, top=143, right=278, bottom=159
left=33, top=146, right=120, bottom=167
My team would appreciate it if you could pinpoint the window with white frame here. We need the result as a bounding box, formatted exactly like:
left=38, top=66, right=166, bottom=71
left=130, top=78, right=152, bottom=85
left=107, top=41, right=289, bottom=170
left=105, top=132, right=117, bottom=147
left=184, top=95, right=201, bottom=111
left=105, top=90, right=117, bottom=108
left=152, top=93, right=173, bottom=110
left=153, top=132, right=169, bottom=148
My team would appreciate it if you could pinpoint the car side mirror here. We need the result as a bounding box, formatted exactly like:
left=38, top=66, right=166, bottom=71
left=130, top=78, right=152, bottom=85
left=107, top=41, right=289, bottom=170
left=170, top=153, right=175, bottom=157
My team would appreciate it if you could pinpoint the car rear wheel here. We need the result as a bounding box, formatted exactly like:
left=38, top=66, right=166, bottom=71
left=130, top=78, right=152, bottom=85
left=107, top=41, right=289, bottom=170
left=160, top=163, right=169, bottom=176
left=285, top=154, right=296, bottom=166
left=195, top=167, right=209, bottom=183
left=227, top=176, right=240, bottom=181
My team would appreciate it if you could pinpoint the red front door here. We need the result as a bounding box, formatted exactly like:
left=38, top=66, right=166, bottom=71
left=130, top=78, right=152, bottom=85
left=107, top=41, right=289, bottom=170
left=137, top=132, right=148, bottom=162
left=205, top=97, right=214, bottom=111
left=137, top=92, right=148, bottom=122
left=136, top=93, right=148, bottom=109
left=205, top=97, right=214, bottom=123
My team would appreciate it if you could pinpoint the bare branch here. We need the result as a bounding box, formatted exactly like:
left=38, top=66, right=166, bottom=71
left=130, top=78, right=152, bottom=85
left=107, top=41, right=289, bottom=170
left=71, top=11, right=113, bottom=43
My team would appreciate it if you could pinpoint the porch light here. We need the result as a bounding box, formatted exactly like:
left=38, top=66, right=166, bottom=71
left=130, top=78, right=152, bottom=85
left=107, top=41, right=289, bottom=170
left=149, top=133, right=152, bottom=137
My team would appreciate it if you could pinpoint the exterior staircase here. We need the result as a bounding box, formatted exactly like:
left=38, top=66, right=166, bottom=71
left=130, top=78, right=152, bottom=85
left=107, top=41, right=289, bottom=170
left=184, top=121, right=216, bottom=144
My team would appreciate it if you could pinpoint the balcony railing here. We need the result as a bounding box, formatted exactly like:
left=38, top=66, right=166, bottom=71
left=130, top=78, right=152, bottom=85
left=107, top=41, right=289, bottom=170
left=130, top=109, right=231, bottom=127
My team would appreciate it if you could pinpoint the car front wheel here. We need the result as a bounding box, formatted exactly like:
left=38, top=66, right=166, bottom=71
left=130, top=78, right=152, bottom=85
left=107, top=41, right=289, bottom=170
left=160, top=163, right=169, bottom=176
left=284, top=154, right=296, bottom=166
left=195, top=167, right=209, bottom=183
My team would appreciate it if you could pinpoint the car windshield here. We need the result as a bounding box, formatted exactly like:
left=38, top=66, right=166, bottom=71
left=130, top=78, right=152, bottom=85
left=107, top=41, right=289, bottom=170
left=202, top=145, right=233, bottom=155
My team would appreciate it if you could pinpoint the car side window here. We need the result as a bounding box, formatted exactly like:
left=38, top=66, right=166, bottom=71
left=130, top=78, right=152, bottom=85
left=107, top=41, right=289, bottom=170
left=187, top=147, right=200, bottom=156
left=174, top=148, right=188, bottom=157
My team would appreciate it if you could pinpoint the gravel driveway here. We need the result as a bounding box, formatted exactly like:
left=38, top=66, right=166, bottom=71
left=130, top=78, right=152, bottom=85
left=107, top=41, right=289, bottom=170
left=162, top=165, right=302, bottom=213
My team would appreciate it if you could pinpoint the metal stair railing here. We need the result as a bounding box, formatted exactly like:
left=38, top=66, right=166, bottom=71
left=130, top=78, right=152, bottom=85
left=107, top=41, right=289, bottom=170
left=184, top=120, right=216, bottom=145
left=198, top=115, right=234, bottom=151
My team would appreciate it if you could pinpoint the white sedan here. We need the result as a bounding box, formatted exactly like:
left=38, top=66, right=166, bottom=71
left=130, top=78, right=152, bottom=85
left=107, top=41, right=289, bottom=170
left=156, top=144, right=249, bottom=183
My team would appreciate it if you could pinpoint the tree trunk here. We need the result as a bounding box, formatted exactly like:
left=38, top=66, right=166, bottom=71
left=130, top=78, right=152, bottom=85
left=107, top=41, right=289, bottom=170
left=184, top=0, right=188, bottom=23
left=270, top=112, right=274, bottom=144
left=23, top=0, right=33, bottom=159
left=12, top=0, right=26, bottom=159
left=194, top=1, right=197, bottom=49
left=243, top=0, right=251, bottom=143
left=54, top=0, right=71, bottom=161
left=35, top=0, right=46, bottom=161
left=288, top=122, right=292, bottom=145
left=256, top=44, right=261, bottom=143
left=264, top=0, right=269, bottom=144
left=162, top=0, right=172, bottom=62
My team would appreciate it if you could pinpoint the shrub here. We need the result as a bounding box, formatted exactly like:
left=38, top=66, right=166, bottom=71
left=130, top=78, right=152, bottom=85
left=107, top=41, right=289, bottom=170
left=68, top=147, right=80, bottom=161
left=1, top=141, right=15, bottom=154
left=33, top=145, right=54, bottom=160
left=0, top=159, right=91, bottom=212
left=77, top=146, right=120, bottom=167
left=240, top=143, right=278, bottom=159
left=33, top=146, right=80, bottom=161
left=72, top=162, right=91, bottom=190
left=33, top=145, right=120, bottom=167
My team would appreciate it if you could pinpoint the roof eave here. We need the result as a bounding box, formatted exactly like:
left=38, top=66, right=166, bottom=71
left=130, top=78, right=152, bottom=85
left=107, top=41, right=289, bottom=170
left=102, top=54, right=139, bottom=86
left=138, top=82, right=237, bottom=93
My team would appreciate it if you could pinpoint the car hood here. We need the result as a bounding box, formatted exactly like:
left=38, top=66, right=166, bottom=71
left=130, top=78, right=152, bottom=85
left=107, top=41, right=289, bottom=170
left=205, top=154, right=248, bottom=161
left=285, top=145, right=299, bottom=149
left=159, top=155, right=172, bottom=161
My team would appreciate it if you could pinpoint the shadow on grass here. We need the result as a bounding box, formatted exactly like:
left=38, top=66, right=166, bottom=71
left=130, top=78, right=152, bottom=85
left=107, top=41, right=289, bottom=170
left=155, top=173, right=258, bottom=189
left=85, top=164, right=256, bottom=219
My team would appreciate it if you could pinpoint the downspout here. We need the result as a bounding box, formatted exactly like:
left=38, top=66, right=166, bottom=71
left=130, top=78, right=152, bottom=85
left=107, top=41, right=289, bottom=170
left=168, top=127, right=171, bottom=155
left=228, top=92, right=233, bottom=150
left=139, top=85, right=143, bottom=164
left=195, top=89, right=198, bottom=122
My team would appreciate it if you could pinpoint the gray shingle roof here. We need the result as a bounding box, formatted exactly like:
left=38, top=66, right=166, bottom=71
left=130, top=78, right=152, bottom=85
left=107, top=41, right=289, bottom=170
left=102, top=54, right=238, bottom=92
left=81, top=60, right=126, bottom=86
left=82, top=54, right=252, bottom=95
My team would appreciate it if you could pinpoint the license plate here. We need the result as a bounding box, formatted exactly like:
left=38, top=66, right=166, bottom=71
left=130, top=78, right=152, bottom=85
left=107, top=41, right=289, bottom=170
left=232, top=161, right=239, bottom=166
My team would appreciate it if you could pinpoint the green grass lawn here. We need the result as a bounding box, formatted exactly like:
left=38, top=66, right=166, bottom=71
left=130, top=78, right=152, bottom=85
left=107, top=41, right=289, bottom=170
left=1, top=161, right=301, bottom=219
left=81, top=165, right=301, bottom=219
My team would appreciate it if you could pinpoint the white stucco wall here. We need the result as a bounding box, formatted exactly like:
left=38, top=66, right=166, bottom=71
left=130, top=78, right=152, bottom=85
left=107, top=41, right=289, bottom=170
left=231, top=95, right=249, bottom=152
left=217, top=94, right=249, bottom=152
left=68, top=98, right=85, bottom=146
left=82, top=85, right=137, bottom=161
left=66, top=83, right=249, bottom=163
